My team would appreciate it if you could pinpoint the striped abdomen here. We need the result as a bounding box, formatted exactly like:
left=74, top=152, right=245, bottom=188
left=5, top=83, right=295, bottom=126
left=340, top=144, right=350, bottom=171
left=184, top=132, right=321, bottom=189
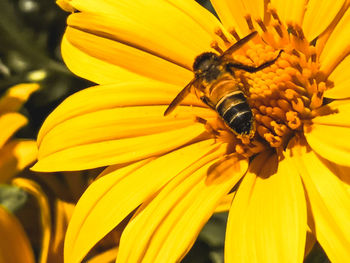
left=215, top=90, right=254, bottom=136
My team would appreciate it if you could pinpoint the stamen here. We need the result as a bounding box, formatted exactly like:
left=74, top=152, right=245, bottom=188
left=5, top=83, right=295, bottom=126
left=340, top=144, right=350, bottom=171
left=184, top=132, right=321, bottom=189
left=310, top=82, right=326, bottom=109
left=292, top=49, right=300, bottom=58
left=264, top=133, right=282, bottom=147
left=311, top=52, right=317, bottom=63
left=277, top=99, right=292, bottom=111
left=286, top=81, right=307, bottom=95
left=293, top=63, right=303, bottom=73
left=256, top=19, right=267, bottom=32
left=202, top=17, right=330, bottom=150
left=257, top=125, right=270, bottom=139
left=271, top=121, right=289, bottom=136
left=288, top=25, right=312, bottom=56
left=210, top=40, right=224, bottom=54
left=286, top=111, right=301, bottom=129
left=268, top=6, right=282, bottom=24
left=284, top=88, right=298, bottom=100
left=302, top=68, right=312, bottom=79
left=260, top=115, right=274, bottom=129
left=258, top=105, right=267, bottom=114
left=295, top=25, right=305, bottom=41
left=214, top=28, right=231, bottom=45
left=229, top=28, right=240, bottom=41
left=273, top=23, right=283, bottom=38
left=244, top=15, right=255, bottom=30
left=271, top=107, right=285, bottom=120
left=288, top=26, right=298, bottom=37
left=291, top=97, right=305, bottom=114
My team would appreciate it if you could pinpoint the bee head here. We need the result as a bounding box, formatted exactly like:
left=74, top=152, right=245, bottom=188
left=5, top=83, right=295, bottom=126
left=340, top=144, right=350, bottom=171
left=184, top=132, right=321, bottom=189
left=193, top=52, right=220, bottom=75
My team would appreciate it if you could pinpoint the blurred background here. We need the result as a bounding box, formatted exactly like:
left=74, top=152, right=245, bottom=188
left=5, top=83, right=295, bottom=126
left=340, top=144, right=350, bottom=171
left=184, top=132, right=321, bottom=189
left=0, top=0, right=329, bottom=262
left=0, top=0, right=91, bottom=139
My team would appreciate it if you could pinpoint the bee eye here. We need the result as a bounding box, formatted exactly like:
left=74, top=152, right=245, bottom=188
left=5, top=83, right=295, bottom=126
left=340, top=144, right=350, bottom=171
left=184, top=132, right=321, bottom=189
left=193, top=52, right=219, bottom=73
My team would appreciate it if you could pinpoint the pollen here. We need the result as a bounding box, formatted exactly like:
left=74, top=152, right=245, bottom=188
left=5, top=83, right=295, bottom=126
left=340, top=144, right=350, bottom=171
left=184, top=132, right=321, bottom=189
left=211, top=8, right=331, bottom=155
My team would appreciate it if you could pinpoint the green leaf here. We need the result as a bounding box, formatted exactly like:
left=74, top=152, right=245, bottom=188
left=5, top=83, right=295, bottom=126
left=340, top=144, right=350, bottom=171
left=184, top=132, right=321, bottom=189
left=0, top=184, right=28, bottom=212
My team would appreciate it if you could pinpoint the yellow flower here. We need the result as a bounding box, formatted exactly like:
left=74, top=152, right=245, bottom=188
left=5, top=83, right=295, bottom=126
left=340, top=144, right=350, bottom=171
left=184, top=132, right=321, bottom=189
left=12, top=171, right=111, bottom=263
left=0, top=204, right=36, bottom=263
left=0, top=84, right=38, bottom=182
left=0, top=83, right=38, bottom=262
left=34, top=0, right=350, bottom=262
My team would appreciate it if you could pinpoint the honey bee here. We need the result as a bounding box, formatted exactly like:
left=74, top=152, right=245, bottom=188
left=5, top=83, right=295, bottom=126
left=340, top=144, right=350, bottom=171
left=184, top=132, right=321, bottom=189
left=164, top=31, right=283, bottom=138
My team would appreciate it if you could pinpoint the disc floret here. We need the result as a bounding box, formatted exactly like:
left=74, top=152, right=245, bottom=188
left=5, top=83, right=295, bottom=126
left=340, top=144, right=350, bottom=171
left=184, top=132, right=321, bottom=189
left=209, top=9, right=330, bottom=156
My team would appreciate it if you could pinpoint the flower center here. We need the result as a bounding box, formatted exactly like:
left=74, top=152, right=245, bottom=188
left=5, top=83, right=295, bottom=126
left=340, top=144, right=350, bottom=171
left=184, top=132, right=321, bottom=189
left=209, top=7, right=330, bottom=157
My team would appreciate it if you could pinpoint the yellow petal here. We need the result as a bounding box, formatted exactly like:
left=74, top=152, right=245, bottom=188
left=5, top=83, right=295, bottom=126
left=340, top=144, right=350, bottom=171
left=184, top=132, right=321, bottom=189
left=64, top=26, right=193, bottom=86
left=38, top=106, right=211, bottom=159
left=211, top=0, right=264, bottom=36
left=85, top=248, right=118, bottom=263
left=331, top=164, right=350, bottom=193
left=64, top=140, right=222, bottom=263
left=287, top=139, right=350, bottom=262
left=0, top=206, right=35, bottom=263
left=117, top=150, right=247, bottom=263
left=225, top=151, right=307, bottom=263
left=326, top=54, right=350, bottom=99
left=165, top=0, right=227, bottom=39
left=215, top=192, right=234, bottom=213
left=320, top=6, right=350, bottom=76
left=34, top=81, right=213, bottom=171
left=0, top=140, right=37, bottom=183
left=66, top=0, right=222, bottom=71
left=309, top=99, right=350, bottom=125
left=0, top=83, right=39, bottom=114
left=302, top=0, right=346, bottom=41
left=37, top=104, right=213, bottom=158
left=12, top=178, right=51, bottom=263
left=305, top=99, right=350, bottom=166
left=0, top=113, right=27, bottom=148
left=37, top=80, right=202, bottom=145
left=0, top=83, right=40, bottom=113
left=34, top=119, right=210, bottom=172
left=47, top=200, right=74, bottom=263
left=68, top=0, right=220, bottom=47
left=61, top=36, right=151, bottom=85
left=269, top=0, right=306, bottom=26
left=61, top=0, right=225, bottom=86
left=305, top=124, right=350, bottom=167
left=56, top=0, right=76, bottom=12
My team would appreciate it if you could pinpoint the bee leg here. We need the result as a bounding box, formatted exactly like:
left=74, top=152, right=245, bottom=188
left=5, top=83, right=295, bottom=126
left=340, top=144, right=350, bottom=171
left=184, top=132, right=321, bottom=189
left=200, top=96, right=216, bottom=109
left=227, top=50, right=283, bottom=73
left=195, top=116, right=220, bottom=136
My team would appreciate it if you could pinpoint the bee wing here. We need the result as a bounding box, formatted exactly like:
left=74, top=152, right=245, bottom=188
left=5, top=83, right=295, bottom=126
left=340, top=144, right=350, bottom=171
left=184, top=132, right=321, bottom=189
left=164, top=78, right=196, bottom=116
left=220, top=31, right=257, bottom=59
